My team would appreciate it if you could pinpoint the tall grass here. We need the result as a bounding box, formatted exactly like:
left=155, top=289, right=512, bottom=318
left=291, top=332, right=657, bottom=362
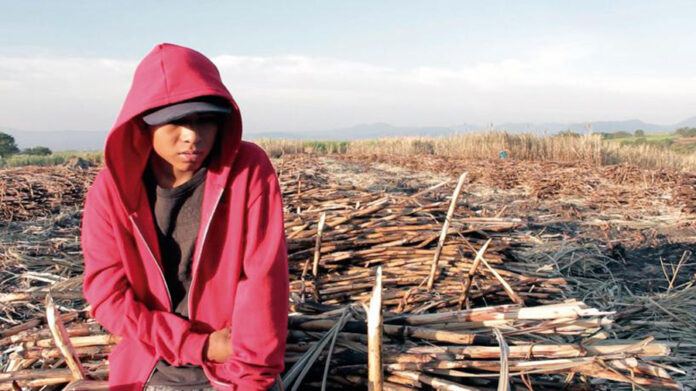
left=347, top=132, right=696, bottom=171
left=2, top=133, right=694, bottom=172
left=0, top=151, right=102, bottom=168
left=602, top=142, right=696, bottom=171
left=349, top=133, right=604, bottom=162
left=255, top=139, right=348, bottom=158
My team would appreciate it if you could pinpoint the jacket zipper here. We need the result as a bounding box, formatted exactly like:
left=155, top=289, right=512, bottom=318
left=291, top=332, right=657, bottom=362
left=131, top=213, right=229, bottom=389
left=131, top=191, right=228, bottom=387
left=129, top=215, right=173, bottom=391
left=130, top=215, right=173, bottom=311
left=188, top=188, right=225, bottom=319
left=143, top=356, right=160, bottom=391
left=189, top=188, right=228, bottom=387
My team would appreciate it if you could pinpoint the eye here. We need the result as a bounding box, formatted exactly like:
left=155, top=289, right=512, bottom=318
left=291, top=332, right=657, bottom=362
left=193, top=115, right=220, bottom=130
left=171, top=118, right=189, bottom=127
left=199, top=118, right=218, bottom=128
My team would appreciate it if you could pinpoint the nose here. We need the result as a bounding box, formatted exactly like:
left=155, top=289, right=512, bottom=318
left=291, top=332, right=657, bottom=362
left=179, top=125, right=200, bottom=144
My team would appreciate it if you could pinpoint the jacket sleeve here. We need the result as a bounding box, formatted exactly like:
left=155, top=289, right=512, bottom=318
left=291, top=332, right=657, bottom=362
left=224, top=160, right=289, bottom=390
left=81, top=174, right=209, bottom=367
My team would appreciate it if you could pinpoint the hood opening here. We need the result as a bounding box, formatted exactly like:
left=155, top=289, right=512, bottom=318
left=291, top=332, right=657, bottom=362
left=104, top=43, right=242, bottom=213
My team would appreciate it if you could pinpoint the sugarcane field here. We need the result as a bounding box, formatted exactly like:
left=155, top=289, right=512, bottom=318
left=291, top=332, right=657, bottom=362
left=0, top=149, right=694, bottom=390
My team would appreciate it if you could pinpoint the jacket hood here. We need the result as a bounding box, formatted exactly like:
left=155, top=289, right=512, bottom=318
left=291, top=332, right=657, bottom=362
left=105, top=43, right=242, bottom=213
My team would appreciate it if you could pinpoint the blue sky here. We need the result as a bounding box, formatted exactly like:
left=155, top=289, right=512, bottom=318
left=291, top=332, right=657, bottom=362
left=1, top=1, right=695, bottom=133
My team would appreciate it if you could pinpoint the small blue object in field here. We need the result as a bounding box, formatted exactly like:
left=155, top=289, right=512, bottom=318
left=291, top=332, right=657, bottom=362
left=499, top=151, right=507, bottom=159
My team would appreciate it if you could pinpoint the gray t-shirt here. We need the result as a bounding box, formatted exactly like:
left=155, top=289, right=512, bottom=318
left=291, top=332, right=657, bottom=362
left=144, top=166, right=210, bottom=388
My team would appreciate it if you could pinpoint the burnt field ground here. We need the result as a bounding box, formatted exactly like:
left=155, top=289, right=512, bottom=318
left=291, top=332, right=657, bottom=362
left=0, top=154, right=695, bottom=390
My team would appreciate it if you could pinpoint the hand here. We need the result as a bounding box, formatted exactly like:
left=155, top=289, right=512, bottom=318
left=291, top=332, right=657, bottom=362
left=204, top=327, right=233, bottom=363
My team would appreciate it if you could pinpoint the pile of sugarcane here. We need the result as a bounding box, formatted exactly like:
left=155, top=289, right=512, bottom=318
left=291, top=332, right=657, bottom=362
left=0, top=297, right=110, bottom=390
left=673, top=174, right=696, bottom=213
left=278, top=163, right=561, bottom=313
left=0, top=155, right=689, bottom=389
left=285, top=299, right=679, bottom=390
left=0, top=210, right=85, bottom=325
left=0, top=166, right=97, bottom=222
left=0, top=297, right=680, bottom=390
left=335, top=154, right=693, bottom=213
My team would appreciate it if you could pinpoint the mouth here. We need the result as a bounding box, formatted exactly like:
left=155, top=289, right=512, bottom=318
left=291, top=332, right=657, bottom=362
left=178, top=150, right=203, bottom=163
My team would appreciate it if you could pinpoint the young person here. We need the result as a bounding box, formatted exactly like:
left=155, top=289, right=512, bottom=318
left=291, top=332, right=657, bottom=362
left=81, top=43, right=288, bottom=390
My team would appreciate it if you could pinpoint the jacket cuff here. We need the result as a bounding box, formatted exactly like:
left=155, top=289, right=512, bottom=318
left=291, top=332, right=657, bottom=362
left=181, top=331, right=209, bottom=366
left=226, top=381, right=267, bottom=391
left=210, top=379, right=274, bottom=391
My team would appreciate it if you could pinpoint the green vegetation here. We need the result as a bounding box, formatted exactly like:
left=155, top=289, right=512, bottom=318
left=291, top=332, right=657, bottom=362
left=410, top=139, right=435, bottom=155
left=0, top=130, right=694, bottom=172
left=302, top=140, right=349, bottom=154
left=601, top=128, right=696, bottom=155
left=0, top=151, right=102, bottom=168
left=675, top=127, right=696, bottom=137
left=601, top=131, right=633, bottom=139
left=257, top=139, right=349, bottom=158
left=21, top=146, right=52, bottom=156
left=0, top=131, right=19, bottom=157
left=555, top=130, right=582, bottom=138
left=0, top=130, right=101, bottom=167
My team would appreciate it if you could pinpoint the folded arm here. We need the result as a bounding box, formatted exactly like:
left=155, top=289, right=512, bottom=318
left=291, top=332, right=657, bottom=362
left=223, top=159, right=289, bottom=390
left=81, top=176, right=208, bottom=366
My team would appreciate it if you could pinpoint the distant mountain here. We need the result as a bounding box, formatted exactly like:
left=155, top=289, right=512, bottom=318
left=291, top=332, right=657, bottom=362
left=3, top=116, right=695, bottom=151
left=674, top=116, right=696, bottom=129
left=313, top=123, right=459, bottom=139
left=450, top=123, right=482, bottom=132
left=495, top=119, right=669, bottom=134
left=493, top=122, right=569, bottom=134
left=568, top=119, right=666, bottom=133
left=247, top=122, right=481, bottom=140
left=315, top=119, right=677, bottom=138
left=246, top=131, right=306, bottom=139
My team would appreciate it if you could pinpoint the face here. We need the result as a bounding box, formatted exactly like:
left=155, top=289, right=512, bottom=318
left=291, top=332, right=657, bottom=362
left=147, top=113, right=220, bottom=187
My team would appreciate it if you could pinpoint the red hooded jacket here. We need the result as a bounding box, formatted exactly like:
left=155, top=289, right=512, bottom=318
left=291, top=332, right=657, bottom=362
left=81, top=43, right=289, bottom=390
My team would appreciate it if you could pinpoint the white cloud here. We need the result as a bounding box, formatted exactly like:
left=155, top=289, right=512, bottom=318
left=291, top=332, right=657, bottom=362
left=1, top=48, right=695, bottom=134
left=0, top=56, right=134, bottom=131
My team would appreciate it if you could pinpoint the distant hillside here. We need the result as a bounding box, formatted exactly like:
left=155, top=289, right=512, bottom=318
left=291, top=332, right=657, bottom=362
left=568, top=119, right=667, bottom=133
left=675, top=116, right=696, bottom=129
left=246, top=122, right=481, bottom=140
left=254, top=119, right=681, bottom=140
left=2, top=116, right=694, bottom=150
left=495, top=119, right=669, bottom=133
left=248, top=123, right=482, bottom=140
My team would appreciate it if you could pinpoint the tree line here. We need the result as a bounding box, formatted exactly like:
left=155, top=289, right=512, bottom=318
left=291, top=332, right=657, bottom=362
left=0, top=131, right=52, bottom=158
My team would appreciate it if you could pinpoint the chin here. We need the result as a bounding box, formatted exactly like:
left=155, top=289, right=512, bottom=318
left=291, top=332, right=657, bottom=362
left=176, top=163, right=199, bottom=172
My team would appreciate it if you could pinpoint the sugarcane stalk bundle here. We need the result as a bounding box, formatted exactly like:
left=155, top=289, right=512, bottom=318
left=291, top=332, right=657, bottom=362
left=0, top=155, right=690, bottom=390
left=0, top=166, right=98, bottom=222
left=284, top=301, right=678, bottom=390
